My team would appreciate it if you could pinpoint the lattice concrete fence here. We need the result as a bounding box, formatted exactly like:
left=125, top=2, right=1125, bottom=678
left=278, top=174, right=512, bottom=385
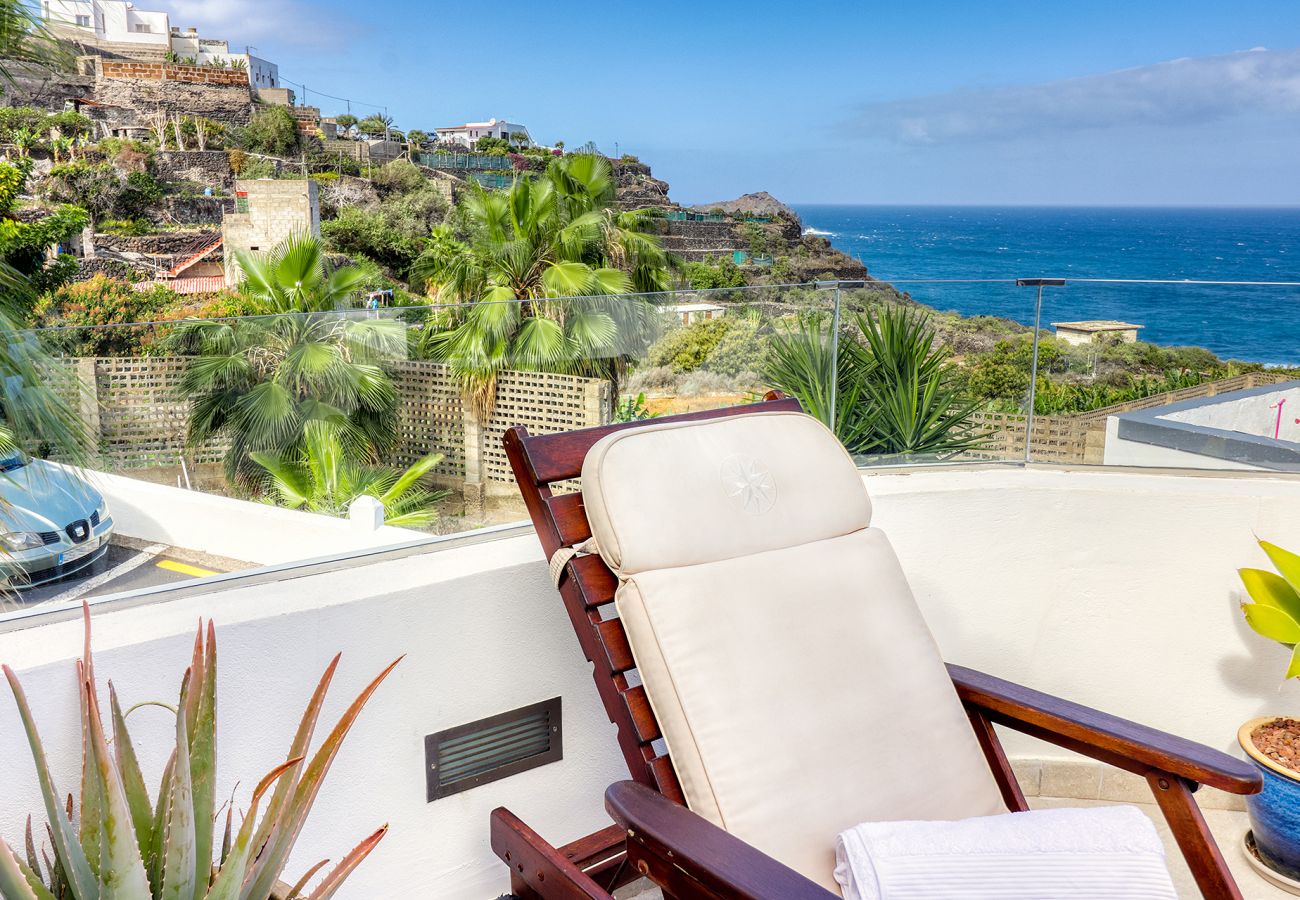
left=968, top=372, right=1289, bottom=465
left=56, top=357, right=610, bottom=514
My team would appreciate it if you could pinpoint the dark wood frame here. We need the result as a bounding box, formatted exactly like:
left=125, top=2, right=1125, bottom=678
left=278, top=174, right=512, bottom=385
left=491, top=396, right=1262, bottom=900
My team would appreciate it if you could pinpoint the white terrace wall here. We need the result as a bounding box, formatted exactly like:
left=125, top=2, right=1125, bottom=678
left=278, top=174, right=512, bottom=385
left=0, top=467, right=1298, bottom=897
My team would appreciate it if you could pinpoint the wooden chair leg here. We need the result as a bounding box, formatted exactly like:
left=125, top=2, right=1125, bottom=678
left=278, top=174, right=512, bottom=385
left=966, top=709, right=1029, bottom=812
left=1145, top=772, right=1242, bottom=900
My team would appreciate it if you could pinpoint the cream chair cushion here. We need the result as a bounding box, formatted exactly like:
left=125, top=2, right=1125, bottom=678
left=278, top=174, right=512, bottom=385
left=582, top=412, right=1007, bottom=893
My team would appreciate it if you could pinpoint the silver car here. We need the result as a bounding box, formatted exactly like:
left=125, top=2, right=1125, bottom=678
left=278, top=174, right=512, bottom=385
left=0, top=453, right=114, bottom=587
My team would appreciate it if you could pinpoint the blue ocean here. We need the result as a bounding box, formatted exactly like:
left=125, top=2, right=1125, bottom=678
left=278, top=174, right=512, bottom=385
left=793, top=206, right=1300, bottom=366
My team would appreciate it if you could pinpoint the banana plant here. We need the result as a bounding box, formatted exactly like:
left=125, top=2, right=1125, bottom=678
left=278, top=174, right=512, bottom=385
left=0, top=603, right=399, bottom=900
left=1239, top=539, right=1300, bottom=680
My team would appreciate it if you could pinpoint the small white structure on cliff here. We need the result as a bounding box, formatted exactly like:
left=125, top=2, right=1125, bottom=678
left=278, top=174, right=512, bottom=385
left=435, top=118, right=532, bottom=148
left=1052, top=320, right=1143, bottom=346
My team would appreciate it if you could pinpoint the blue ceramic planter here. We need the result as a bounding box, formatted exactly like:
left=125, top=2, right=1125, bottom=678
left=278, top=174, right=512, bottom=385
left=1240, top=718, right=1300, bottom=881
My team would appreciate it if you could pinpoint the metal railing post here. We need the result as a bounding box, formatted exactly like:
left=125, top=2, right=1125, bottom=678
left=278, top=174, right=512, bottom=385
left=829, top=283, right=842, bottom=428
left=1016, top=279, right=1065, bottom=463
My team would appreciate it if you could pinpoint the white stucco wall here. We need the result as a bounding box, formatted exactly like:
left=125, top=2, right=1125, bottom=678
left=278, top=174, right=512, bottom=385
left=0, top=535, right=627, bottom=899
left=1102, top=416, right=1261, bottom=470
left=1164, top=385, right=1300, bottom=443
left=88, top=469, right=430, bottom=564
left=1, top=466, right=1298, bottom=896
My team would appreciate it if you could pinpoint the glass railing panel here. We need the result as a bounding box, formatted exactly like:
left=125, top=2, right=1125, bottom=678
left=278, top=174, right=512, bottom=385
left=1031, top=279, right=1300, bottom=473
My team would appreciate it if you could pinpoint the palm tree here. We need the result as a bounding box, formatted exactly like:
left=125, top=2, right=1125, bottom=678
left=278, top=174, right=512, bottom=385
left=172, top=234, right=407, bottom=488
left=409, top=154, right=673, bottom=418
left=407, top=129, right=428, bottom=149
left=357, top=114, right=393, bottom=140
left=251, top=421, right=448, bottom=527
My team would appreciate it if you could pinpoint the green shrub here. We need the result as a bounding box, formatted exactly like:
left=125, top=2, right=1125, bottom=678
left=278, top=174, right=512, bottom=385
left=33, top=275, right=179, bottom=356
left=683, top=257, right=746, bottom=289
left=645, top=316, right=771, bottom=375
left=322, top=188, right=447, bottom=275
left=236, top=106, right=300, bottom=156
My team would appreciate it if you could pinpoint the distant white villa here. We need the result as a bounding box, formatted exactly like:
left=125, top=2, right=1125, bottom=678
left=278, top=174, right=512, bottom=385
left=41, top=0, right=278, bottom=86
left=435, top=118, right=532, bottom=148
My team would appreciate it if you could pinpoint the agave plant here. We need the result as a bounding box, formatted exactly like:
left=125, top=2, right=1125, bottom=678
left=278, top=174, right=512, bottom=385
left=1239, top=539, right=1300, bottom=680
left=763, top=306, right=984, bottom=458
left=0, top=604, right=399, bottom=900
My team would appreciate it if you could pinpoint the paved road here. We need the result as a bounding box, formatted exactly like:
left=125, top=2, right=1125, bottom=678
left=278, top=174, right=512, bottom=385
left=12, top=541, right=234, bottom=607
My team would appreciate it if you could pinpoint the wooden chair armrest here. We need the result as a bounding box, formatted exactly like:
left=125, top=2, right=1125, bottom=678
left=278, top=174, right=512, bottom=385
left=490, top=807, right=613, bottom=899
left=948, top=663, right=1261, bottom=795
left=604, top=780, right=838, bottom=900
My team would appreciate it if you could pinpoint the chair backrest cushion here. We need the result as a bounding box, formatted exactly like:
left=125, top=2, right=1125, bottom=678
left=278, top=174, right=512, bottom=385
left=582, top=412, right=1007, bottom=892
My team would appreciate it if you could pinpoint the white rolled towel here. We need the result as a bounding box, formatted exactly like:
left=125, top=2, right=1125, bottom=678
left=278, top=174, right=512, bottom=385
left=834, top=805, right=1179, bottom=900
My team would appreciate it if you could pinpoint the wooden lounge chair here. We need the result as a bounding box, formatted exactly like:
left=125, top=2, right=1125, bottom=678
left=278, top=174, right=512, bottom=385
left=491, top=395, right=1261, bottom=900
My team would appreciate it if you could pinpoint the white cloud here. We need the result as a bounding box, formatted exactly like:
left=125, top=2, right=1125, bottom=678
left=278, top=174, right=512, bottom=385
left=854, top=48, right=1300, bottom=144
left=152, top=0, right=350, bottom=49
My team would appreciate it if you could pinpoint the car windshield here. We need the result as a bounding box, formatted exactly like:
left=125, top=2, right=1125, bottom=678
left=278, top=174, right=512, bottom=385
left=0, top=451, right=29, bottom=472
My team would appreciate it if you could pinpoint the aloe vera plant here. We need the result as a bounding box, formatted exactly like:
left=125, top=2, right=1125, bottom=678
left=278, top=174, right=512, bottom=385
left=0, top=603, right=399, bottom=900
left=1239, top=539, right=1300, bottom=680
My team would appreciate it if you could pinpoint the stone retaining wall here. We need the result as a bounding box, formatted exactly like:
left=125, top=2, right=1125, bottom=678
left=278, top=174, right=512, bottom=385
left=153, top=151, right=233, bottom=190
left=100, top=61, right=250, bottom=87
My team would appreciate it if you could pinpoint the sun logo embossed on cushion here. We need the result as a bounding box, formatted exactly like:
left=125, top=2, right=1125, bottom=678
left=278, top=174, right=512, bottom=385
left=720, top=456, right=777, bottom=515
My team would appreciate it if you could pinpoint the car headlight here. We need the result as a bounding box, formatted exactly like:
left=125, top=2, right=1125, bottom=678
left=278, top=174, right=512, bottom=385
left=1, top=532, right=44, bottom=551
left=95, top=498, right=109, bottom=522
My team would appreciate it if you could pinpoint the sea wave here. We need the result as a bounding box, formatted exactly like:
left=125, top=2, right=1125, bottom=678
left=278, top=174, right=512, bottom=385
left=803, top=227, right=835, bottom=236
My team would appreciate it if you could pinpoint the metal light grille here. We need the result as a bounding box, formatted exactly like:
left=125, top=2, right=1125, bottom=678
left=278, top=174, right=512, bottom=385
left=425, top=697, right=561, bottom=801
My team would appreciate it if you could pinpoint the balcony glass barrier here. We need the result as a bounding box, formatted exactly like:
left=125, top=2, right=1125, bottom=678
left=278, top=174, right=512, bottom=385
left=3, top=277, right=1296, bottom=622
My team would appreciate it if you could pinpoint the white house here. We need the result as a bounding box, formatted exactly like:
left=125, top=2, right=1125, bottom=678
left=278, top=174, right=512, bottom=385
left=43, top=0, right=170, bottom=48
left=435, top=118, right=532, bottom=148
left=168, top=27, right=279, bottom=88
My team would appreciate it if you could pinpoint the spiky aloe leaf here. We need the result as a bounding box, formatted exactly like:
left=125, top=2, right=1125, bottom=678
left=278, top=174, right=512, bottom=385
left=75, top=660, right=104, bottom=879
left=15, top=850, right=57, bottom=900
left=190, top=623, right=217, bottom=895
left=247, top=655, right=340, bottom=861
left=160, top=678, right=197, bottom=900
left=282, top=860, right=329, bottom=900
left=202, top=757, right=302, bottom=900
left=83, top=673, right=151, bottom=897
left=149, top=751, right=176, bottom=898
left=2, top=664, right=96, bottom=900
left=303, top=826, right=386, bottom=900
left=24, top=816, right=40, bottom=884
left=109, top=684, right=154, bottom=866
left=0, top=835, right=42, bottom=900
left=241, top=658, right=400, bottom=900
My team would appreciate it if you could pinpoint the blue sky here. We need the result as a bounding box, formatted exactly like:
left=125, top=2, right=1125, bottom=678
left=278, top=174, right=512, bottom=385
left=155, top=0, right=1300, bottom=206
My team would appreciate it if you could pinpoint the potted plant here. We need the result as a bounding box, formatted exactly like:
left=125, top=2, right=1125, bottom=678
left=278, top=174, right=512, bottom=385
left=1238, top=538, right=1300, bottom=884
left=0, top=603, right=400, bottom=900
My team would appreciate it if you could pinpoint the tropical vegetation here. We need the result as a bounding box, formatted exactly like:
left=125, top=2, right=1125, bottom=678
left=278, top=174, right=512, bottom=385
left=764, top=306, right=984, bottom=457
left=409, top=153, right=673, bottom=417
left=1238, top=539, right=1300, bottom=680
left=252, top=421, right=448, bottom=526
left=171, top=234, right=405, bottom=487
left=0, top=604, right=396, bottom=900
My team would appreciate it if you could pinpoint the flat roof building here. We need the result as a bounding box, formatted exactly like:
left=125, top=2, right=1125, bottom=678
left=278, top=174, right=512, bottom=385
left=1052, top=320, right=1143, bottom=346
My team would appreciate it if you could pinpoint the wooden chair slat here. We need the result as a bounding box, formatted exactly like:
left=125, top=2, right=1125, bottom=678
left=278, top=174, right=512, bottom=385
left=649, top=755, right=686, bottom=805
left=547, top=493, right=592, bottom=547
left=622, top=685, right=661, bottom=744
left=522, top=397, right=804, bottom=485
left=570, top=556, right=617, bottom=609
left=596, top=619, right=635, bottom=673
